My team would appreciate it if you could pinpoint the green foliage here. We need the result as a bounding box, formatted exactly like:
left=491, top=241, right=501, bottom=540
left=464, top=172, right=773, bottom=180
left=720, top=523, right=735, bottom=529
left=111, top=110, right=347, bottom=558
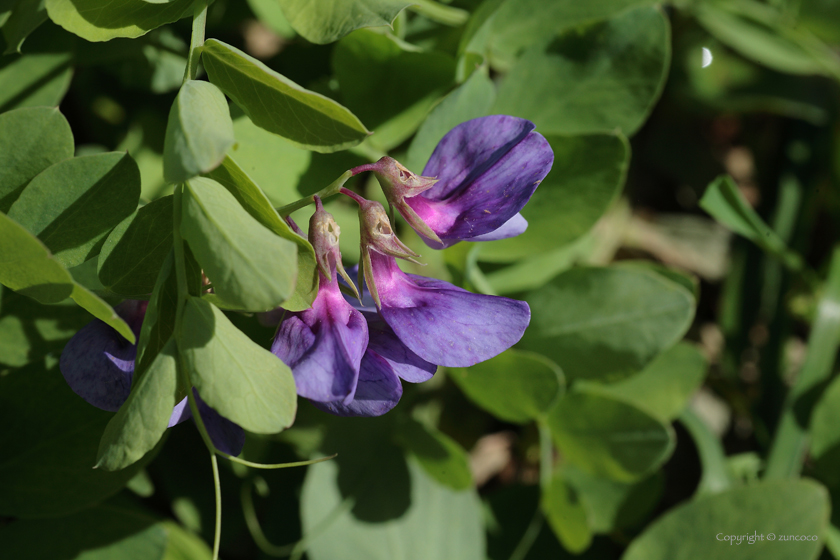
left=623, top=480, right=830, bottom=560
left=449, top=349, right=564, bottom=424
left=181, top=177, right=297, bottom=312
left=276, top=0, right=412, bottom=44
left=163, top=80, right=234, bottom=183
left=541, top=470, right=592, bottom=553
left=178, top=298, right=296, bottom=435
left=0, top=52, right=72, bottom=112
left=45, top=0, right=193, bottom=42
left=394, top=418, right=473, bottom=490
left=520, top=266, right=695, bottom=382
left=202, top=39, right=370, bottom=152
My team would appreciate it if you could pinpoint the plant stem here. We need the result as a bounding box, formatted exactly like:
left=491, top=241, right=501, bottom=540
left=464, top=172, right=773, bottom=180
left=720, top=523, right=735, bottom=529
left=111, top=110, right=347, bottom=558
left=183, top=0, right=209, bottom=84
left=276, top=171, right=353, bottom=217
left=409, top=0, right=469, bottom=26
left=221, top=453, right=337, bottom=470
left=210, top=453, right=223, bottom=560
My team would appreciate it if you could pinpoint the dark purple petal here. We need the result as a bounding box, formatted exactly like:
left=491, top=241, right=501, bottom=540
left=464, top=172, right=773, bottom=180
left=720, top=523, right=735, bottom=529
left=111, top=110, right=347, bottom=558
left=372, top=252, right=530, bottom=367
left=312, top=351, right=402, bottom=417
left=167, top=392, right=246, bottom=456
left=408, top=130, right=552, bottom=244
left=470, top=213, right=528, bottom=242
left=60, top=320, right=136, bottom=411
left=364, top=311, right=436, bottom=382
left=272, top=277, right=367, bottom=404
left=422, top=115, right=536, bottom=200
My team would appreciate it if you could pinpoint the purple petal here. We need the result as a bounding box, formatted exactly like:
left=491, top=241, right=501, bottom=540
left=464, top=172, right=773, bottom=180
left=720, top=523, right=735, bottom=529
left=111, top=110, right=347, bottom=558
left=364, top=311, right=436, bottom=382
left=408, top=130, right=552, bottom=244
left=371, top=252, right=530, bottom=367
left=167, top=392, right=246, bottom=456
left=312, top=351, right=403, bottom=417
left=470, top=213, right=528, bottom=242
left=422, top=115, right=536, bottom=200
left=60, top=320, right=136, bottom=411
left=272, top=277, right=368, bottom=404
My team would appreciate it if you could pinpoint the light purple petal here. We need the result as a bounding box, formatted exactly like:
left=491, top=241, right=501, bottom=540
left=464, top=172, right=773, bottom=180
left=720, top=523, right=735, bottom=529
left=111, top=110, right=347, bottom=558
left=60, top=320, right=136, bottom=411
left=470, top=213, right=528, bottom=242
left=312, top=351, right=403, bottom=417
left=364, top=311, right=436, bottom=382
left=371, top=252, right=530, bottom=367
left=167, top=392, right=246, bottom=456
left=408, top=130, right=552, bottom=244
left=422, top=115, right=536, bottom=200
left=272, top=277, right=367, bottom=404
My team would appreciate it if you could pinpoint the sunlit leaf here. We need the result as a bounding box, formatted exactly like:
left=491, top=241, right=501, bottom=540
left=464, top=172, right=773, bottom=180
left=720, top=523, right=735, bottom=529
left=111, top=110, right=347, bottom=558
left=276, top=0, right=412, bottom=44
left=45, top=0, right=193, bottom=42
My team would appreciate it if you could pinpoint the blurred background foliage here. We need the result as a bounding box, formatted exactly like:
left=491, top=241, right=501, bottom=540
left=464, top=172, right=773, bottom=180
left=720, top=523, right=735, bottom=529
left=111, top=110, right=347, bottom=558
left=4, top=0, right=840, bottom=558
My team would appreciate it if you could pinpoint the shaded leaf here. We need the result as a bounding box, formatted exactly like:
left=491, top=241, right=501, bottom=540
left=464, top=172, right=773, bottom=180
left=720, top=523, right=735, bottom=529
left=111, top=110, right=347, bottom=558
left=45, top=0, right=193, bottom=42
left=0, top=52, right=72, bottom=113
left=276, top=0, right=411, bottom=44
left=394, top=418, right=473, bottom=490
left=541, top=469, right=592, bottom=553
left=1, top=0, right=47, bottom=54
left=70, top=282, right=135, bottom=344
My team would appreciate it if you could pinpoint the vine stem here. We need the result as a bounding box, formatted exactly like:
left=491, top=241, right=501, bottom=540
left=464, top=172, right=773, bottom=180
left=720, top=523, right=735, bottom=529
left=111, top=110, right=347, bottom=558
left=508, top=423, right=553, bottom=560
left=276, top=170, right=353, bottom=216
left=183, top=0, right=209, bottom=84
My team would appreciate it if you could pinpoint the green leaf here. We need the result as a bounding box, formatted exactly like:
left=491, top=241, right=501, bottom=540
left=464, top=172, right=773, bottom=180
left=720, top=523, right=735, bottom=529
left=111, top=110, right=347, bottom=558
left=96, top=338, right=178, bottom=471
left=700, top=174, right=803, bottom=270
left=98, top=196, right=173, bottom=298
left=493, top=6, right=670, bottom=136
left=694, top=1, right=840, bottom=78
left=246, top=0, right=296, bottom=37
left=563, top=465, right=663, bottom=534
left=404, top=67, right=496, bottom=173
left=810, top=375, right=840, bottom=486
left=205, top=157, right=318, bottom=311
left=163, top=80, right=235, bottom=184
left=302, top=457, right=485, bottom=560
left=333, top=30, right=455, bottom=150
left=178, top=298, right=296, bottom=434
left=2, top=0, right=47, bottom=54
left=7, top=151, right=141, bottom=268
left=520, top=266, right=695, bottom=382
left=0, top=315, right=28, bottom=367
left=202, top=39, right=369, bottom=152
left=581, top=342, right=707, bottom=422
left=394, top=419, right=473, bottom=490
left=469, top=0, right=658, bottom=70
left=0, top=107, right=73, bottom=213
left=0, top=211, right=74, bottom=303
left=616, top=260, right=700, bottom=302
left=547, top=387, right=675, bottom=482
left=0, top=52, right=72, bottom=113
left=0, top=363, right=161, bottom=517
left=161, top=521, right=212, bottom=560
left=45, top=0, right=193, bottom=42
left=0, top=504, right=168, bottom=560
left=276, top=0, right=412, bottom=44
left=622, top=480, right=829, bottom=560
left=70, top=282, right=136, bottom=344
left=181, top=177, right=297, bottom=312
left=478, top=133, right=629, bottom=262
left=541, top=470, right=592, bottom=553
left=449, top=349, right=564, bottom=424
left=679, top=409, right=733, bottom=495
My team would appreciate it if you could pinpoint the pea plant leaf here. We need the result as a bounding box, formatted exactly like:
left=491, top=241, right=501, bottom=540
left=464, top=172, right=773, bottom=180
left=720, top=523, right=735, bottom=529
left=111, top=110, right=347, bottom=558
left=96, top=338, right=178, bottom=471
left=163, top=80, right=235, bottom=184
left=547, top=387, right=675, bottom=482
left=493, top=6, right=670, bottom=136
left=394, top=418, right=473, bottom=491
left=45, top=0, right=193, bottom=42
left=202, top=39, right=370, bottom=152
left=276, top=0, right=413, bottom=44
left=0, top=106, right=73, bottom=213
left=178, top=298, right=297, bottom=434
left=180, top=177, right=297, bottom=312
left=205, top=156, right=318, bottom=311
left=0, top=52, right=73, bottom=113
left=6, top=151, right=142, bottom=269
left=520, top=266, right=695, bottom=382
left=69, top=282, right=136, bottom=344
left=98, top=196, right=174, bottom=298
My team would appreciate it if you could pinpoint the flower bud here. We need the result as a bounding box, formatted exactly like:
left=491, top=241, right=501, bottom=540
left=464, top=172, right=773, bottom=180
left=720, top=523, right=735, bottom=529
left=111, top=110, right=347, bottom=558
left=308, top=196, right=358, bottom=299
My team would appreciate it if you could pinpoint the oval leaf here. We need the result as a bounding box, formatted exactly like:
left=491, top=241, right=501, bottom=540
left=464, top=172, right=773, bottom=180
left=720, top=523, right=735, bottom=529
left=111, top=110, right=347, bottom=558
left=45, top=0, right=193, bottom=42
left=277, top=0, right=411, bottom=44
left=622, top=480, right=829, bottom=560
left=449, top=349, right=564, bottom=424
left=181, top=177, right=297, bottom=312
left=394, top=419, right=473, bottom=490
left=0, top=106, right=73, bottom=212
left=547, top=388, right=675, bottom=482
left=96, top=338, right=178, bottom=471
left=163, top=80, right=235, bottom=183
left=520, top=266, right=695, bottom=382
left=178, top=298, right=296, bottom=434
left=7, top=151, right=142, bottom=269
left=202, top=39, right=369, bottom=152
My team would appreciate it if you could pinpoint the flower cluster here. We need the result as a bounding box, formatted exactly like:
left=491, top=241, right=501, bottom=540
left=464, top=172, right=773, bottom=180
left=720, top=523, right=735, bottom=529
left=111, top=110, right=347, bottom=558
left=60, top=301, right=246, bottom=455
left=269, top=115, right=553, bottom=416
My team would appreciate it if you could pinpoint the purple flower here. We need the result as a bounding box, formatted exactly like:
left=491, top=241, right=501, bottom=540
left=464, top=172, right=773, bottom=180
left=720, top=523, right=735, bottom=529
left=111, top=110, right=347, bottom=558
left=354, top=198, right=531, bottom=368
left=356, top=115, right=553, bottom=248
left=60, top=301, right=245, bottom=455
